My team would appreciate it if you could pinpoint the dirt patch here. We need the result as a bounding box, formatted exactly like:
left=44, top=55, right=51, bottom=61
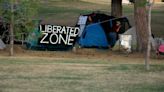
left=1, top=45, right=163, bottom=61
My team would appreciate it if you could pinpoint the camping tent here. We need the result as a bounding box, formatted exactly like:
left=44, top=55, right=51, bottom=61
left=79, top=23, right=109, bottom=48
left=114, top=27, right=158, bottom=51
left=77, top=12, right=131, bottom=48
left=0, top=39, right=6, bottom=49
left=116, top=27, right=137, bottom=46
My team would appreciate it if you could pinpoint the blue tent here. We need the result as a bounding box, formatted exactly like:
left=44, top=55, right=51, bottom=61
left=79, top=23, right=109, bottom=48
left=77, top=12, right=131, bottom=48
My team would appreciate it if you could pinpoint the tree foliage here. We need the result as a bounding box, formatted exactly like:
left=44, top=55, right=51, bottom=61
left=0, top=0, right=39, bottom=39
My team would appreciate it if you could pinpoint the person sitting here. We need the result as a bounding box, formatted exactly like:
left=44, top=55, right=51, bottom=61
left=108, top=21, right=121, bottom=48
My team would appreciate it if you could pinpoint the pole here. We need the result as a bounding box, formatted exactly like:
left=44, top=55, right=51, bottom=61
left=10, top=0, right=14, bottom=56
left=145, top=0, right=154, bottom=70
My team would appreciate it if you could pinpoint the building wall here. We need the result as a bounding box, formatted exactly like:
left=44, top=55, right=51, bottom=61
left=154, top=0, right=163, bottom=2
left=122, top=0, right=130, bottom=4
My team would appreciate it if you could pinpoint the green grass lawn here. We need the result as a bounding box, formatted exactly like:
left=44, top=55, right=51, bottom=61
left=0, top=1, right=164, bottom=92
left=0, top=57, right=164, bottom=92
left=38, top=0, right=164, bottom=37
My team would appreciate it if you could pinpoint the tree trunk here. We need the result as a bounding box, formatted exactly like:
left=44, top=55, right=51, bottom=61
left=134, top=0, right=148, bottom=52
left=134, top=0, right=154, bottom=70
left=111, top=0, right=122, bottom=17
left=10, top=0, right=14, bottom=56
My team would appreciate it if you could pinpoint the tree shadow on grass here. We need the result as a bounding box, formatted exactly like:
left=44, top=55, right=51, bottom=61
left=106, top=64, right=164, bottom=72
